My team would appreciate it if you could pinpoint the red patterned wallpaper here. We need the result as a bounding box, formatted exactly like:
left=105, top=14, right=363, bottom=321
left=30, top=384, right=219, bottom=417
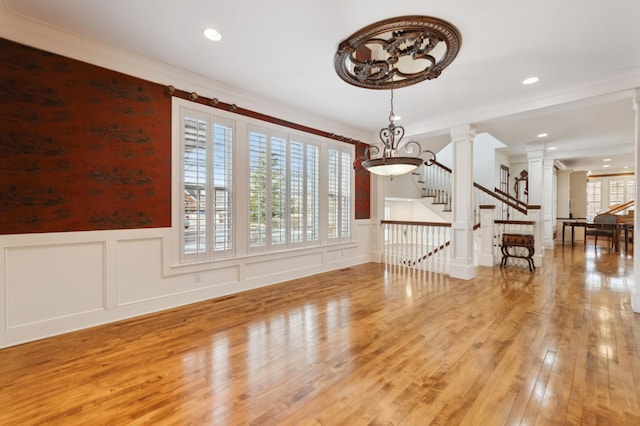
left=354, top=142, right=371, bottom=219
left=0, top=38, right=171, bottom=234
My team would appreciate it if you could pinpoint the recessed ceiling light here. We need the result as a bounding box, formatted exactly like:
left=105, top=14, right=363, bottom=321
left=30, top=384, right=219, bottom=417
left=624, top=166, right=629, bottom=169
left=537, top=132, right=548, bottom=138
left=547, top=146, right=557, bottom=151
left=603, top=158, right=612, bottom=162
left=602, top=164, right=610, bottom=168
left=522, top=76, right=540, bottom=85
left=203, top=28, right=222, bottom=41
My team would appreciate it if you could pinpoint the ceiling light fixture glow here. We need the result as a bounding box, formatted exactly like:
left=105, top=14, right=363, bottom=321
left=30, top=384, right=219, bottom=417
left=547, top=146, right=557, bottom=151
left=522, top=76, right=540, bottom=85
left=537, top=132, right=548, bottom=138
left=603, top=158, right=612, bottom=162
left=203, top=28, right=222, bottom=41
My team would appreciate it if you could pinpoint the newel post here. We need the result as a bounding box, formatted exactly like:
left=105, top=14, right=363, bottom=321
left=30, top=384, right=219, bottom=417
left=527, top=205, right=543, bottom=267
left=478, top=205, right=496, bottom=266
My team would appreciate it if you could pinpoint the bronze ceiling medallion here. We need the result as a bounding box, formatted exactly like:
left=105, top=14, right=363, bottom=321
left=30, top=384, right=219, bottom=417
left=334, top=15, right=462, bottom=89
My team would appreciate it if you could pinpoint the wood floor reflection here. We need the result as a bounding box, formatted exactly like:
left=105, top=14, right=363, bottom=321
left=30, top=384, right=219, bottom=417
left=2, top=246, right=640, bottom=425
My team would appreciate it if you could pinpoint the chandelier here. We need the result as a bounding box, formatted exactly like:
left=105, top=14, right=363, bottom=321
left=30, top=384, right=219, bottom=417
left=354, top=88, right=435, bottom=176
left=334, top=15, right=462, bottom=177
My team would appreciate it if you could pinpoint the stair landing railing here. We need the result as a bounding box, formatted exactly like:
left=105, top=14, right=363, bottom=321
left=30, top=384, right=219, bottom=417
left=382, top=220, right=451, bottom=273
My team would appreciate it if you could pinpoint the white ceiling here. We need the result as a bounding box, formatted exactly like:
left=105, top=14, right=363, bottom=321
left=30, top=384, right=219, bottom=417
left=3, top=0, right=640, bottom=174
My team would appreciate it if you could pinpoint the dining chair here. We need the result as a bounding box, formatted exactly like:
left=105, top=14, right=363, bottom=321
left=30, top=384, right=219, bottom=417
left=584, top=213, right=618, bottom=251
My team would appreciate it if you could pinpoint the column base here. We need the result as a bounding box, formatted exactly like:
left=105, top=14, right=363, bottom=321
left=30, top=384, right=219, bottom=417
left=477, top=253, right=494, bottom=267
left=631, top=293, right=640, bottom=313
left=449, top=262, right=475, bottom=280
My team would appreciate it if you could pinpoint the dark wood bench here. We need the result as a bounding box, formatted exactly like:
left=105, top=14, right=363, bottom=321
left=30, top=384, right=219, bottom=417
left=500, top=233, right=535, bottom=272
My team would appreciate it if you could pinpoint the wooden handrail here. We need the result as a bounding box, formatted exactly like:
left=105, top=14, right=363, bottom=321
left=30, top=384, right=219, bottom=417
left=495, top=220, right=535, bottom=225
left=381, top=220, right=451, bottom=227
left=431, top=161, right=530, bottom=215
left=405, top=241, right=451, bottom=266
left=494, top=188, right=527, bottom=208
left=474, top=182, right=527, bottom=215
left=431, top=160, right=452, bottom=173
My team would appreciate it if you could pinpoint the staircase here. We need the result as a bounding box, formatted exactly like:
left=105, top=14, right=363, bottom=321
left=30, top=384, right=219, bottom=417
left=382, top=160, right=542, bottom=272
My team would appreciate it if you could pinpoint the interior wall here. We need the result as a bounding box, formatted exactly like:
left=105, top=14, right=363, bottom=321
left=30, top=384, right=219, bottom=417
left=557, top=170, right=571, bottom=218
left=570, top=172, right=588, bottom=218
left=0, top=19, right=373, bottom=349
left=495, top=149, right=510, bottom=194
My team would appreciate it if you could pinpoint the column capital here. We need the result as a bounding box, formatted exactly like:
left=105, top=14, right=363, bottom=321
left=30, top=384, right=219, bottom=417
left=526, top=141, right=545, bottom=158
left=450, top=124, right=476, bottom=141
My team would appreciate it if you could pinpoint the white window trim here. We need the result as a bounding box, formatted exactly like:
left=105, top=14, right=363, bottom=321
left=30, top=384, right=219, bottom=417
left=165, top=97, right=356, bottom=275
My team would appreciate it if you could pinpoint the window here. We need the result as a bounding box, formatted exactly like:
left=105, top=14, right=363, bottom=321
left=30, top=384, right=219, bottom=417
left=328, top=147, right=352, bottom=241
left=249, top=126, right=321, bottom=251
left=586, top=180, right=601, bottom=218
left=181, top=109, right=234, bottom=263
left=609, top=179, right=625, bottom=207
left=172, top=98, right=355, bottom=268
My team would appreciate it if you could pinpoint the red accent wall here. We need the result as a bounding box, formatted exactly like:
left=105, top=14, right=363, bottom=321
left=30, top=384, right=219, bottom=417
left=354, top=142, right=371, bottom=219
left=0, top=38, right=171, bottom=234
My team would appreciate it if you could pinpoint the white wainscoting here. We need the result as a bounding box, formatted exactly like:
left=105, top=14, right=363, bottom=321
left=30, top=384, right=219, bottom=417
left=0, top=221, right=372, bottom=348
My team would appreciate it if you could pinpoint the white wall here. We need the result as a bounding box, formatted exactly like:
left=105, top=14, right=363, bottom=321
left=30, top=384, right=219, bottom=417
left=557, top=170, right=571, bottom=218
left=436, top=132, right=506, bottom=191
left=385, top=199, right=448, bottom=222
left=570, top=172, right=588, bottom=219
left=0, top=13, right=373, bottom=348
left=495, top=148, right=511, bottom=193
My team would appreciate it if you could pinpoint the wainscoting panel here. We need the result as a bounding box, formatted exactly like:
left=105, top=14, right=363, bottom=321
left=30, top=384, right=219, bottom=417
left=5, top=242, right=105, bottom=328
left=0, top=221, right=372, bottom=348
left=116, top=238, right=240, bottom=306
left=245, top=252, right=324, bottom=283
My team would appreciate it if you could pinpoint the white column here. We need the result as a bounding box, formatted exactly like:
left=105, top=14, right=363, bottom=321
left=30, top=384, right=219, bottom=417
left=527, top=146, right=544, bottom=206
left=543, top=158, right=555, bottom=250
left=528, top=206, right=543, bottom=267
left=631, top=89, right=640, bottom=313
left=449, top=124, right=476, bottom=280
left=369, top=174, right=386, bottom=263
left=527, top=145, right=545, bottom=262
left=478, top=205, right=496, bottom=266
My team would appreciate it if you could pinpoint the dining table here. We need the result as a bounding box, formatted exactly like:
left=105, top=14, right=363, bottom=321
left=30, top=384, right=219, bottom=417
left=562, top=220, right=633, bottom=253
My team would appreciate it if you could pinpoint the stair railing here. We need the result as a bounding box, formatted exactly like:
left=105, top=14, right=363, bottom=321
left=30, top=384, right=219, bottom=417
left=418, top=161, right=452, bottom=212
left=418, top=160, right=530, bottom=224
left=382, top=220, right=451, bottom=273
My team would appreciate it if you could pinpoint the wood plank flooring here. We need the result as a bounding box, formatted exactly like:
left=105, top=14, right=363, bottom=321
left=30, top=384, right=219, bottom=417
left=2, top=246, right=640, bottom=425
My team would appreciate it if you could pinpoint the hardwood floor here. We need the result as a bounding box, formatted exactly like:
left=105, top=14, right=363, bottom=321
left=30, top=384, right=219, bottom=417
left=2, top=246, right=640, bottom=425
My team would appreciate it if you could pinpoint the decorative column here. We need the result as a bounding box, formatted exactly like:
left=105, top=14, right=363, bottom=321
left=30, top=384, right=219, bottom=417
left=527, top=144, right=544, bottom=206
left=527, top=144, right=545, bottom=264
left=449, top=124, right=476, bottom=280
left=369, top=174, right=386, bottom=263
left=631, top=89, right=640, bottom=313
left=478, top=205, right=496, bottom=266
left=527, top=206, right=543, bottom=268
left=543, top=158, right=555, bottom=250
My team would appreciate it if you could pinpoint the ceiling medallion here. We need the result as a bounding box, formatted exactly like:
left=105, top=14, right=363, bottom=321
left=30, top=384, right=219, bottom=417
left=334, top=15, right=462, bottom=90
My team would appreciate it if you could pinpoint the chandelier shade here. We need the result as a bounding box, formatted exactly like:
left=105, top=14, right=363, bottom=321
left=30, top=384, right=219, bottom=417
left=361, top=156, right=424, bottom=176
